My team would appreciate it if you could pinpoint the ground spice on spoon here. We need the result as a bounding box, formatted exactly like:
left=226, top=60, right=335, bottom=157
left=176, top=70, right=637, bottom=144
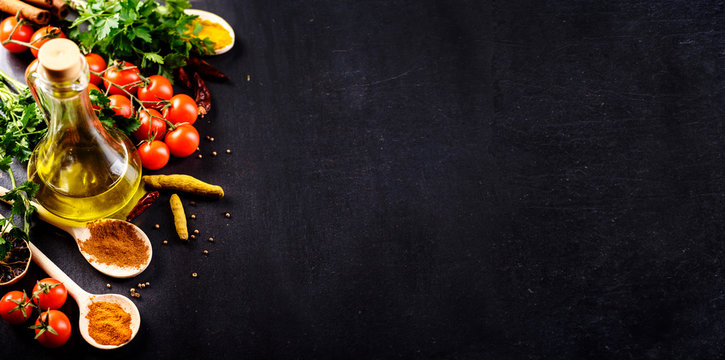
left=79, top=220, right=149, bottom=269
left=86, top=301, right=132, bottom=345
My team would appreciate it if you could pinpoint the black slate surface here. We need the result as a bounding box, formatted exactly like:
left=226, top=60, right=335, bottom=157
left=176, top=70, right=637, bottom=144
left=0, top=0, right=723, bottom=358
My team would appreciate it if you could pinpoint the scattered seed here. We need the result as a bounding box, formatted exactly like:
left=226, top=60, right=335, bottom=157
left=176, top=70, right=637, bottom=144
left=192, top=272, right=198, bottom=278
left=208, top=237, right=214, bottom=242
left=212, top=151, right=217, bottom=156
left=205, top=135, right=210, bottom=140
left=198, top=154, right=203, bottom=159
left=145, top=282, right=150, bottom=286
left=154, top=224, right=160, bottom=229
left=132, top=293, right=140, bottom=298
left=130, top=288, right=136, bottom=293
left=190, top=234, right=196, bottom=239
left=190, top=201, right=196, bottom=206
left=247, top=74, right=250, bottom=81
left=226, top=149, right=231, bottom=154
left=106, top=284, right=111, bottom=289
left=203, top=250, right=208, bottom=255
left=210, top=137, right=215, bottom=142
left=196, top=147, right=200, bottom=151
left=190, top=214, right=196, bottom=219
left=224, top=212, right=231, bottom=218
left=162, top=240, right=168, bottom=245
left=193, top=229, right=199, bottom=235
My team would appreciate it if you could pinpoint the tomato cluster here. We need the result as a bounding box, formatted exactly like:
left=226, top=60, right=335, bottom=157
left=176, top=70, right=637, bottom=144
left=87, top=57, right=201, bottom=170
left=0, top=15, right=64, bottom=56
left=0, top=278, right=71, bottom=348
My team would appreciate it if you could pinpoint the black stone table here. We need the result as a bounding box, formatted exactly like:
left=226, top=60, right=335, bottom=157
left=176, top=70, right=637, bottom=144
left=1, top=0, right=724, bottom=358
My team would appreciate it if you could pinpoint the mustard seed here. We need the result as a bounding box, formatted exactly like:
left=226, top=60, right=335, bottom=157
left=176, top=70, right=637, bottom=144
left=191, top=214, right=196, bottom=219
left=162, top=240, right=168, bottom=245
left=145, top=282, right=150, bottom=286
left=203, top=250, right=208, bottom=255
left=192, top=272, right=198, bottom=278
left=154, top=224, right=160, bottom=229
left=208, top=237, right=214, bottom=242
left=226, top=149, right=231, bottom=154
left=212, top=151, right=217, bottom=156
left=106, top=284, right=111, bottom=289
left=193, top=229, right=199, bottom=234
left=210, top=137, right=215, bottom=142
left=224, top=212, right=230, bottom=218
left=198, top=154, right=203, bottom=159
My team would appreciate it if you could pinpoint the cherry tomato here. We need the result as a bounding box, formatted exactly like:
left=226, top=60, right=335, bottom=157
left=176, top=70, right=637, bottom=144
left=108, top=94, right=135, bottom=118
left=163, top=94, right=198, bottom=125
left=138, top=75, right=173, bottom=109
left=34, top=309, right=71, bottom=348
left=29, top=26, right=65, bottom=58
left=32, top=278, right=67, bottom=310
left=0, top=16, right=34, bottom=53
left=85, top=53, right=106, bottom=86
left=0, top=291, right=32, bottom=324
left=134, top=108, right=166, bottom=141
left=87, top=83, right=102, bottom=111
left=165, top=124, right=199, bottom=157
left=103, top=61, right=141, bottom=96
left=138, top=140, right=170, bottom=170
left=25, top=58, right=38, bottom=83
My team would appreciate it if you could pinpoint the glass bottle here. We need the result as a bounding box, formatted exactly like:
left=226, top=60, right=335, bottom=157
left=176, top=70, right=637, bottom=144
left=26, top=39, right=142, bottom=221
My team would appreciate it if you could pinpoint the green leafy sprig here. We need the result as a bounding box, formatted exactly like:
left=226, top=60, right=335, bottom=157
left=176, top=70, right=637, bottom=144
left=68, top=0, right=215, bottom=80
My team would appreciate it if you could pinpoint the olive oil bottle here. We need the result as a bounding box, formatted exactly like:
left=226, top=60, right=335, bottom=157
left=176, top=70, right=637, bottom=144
left=26, top=39, right=141, bottom=221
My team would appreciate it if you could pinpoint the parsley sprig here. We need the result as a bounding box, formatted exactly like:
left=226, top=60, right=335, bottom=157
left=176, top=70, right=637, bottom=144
left=0, top=70, right=43, bottom=261
left=68, top=0, right=215, bottom=80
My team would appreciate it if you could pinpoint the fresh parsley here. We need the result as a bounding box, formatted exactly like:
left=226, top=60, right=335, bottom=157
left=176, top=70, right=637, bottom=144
left=68, top=0, right=215, bottom=80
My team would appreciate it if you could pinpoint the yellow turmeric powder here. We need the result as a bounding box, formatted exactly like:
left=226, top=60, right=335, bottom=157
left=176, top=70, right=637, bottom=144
left=86, top=301, right=132, bottom=346
left=170, top=194, right=188, bottom=241
left=143, top=174, right=224, bottom=199
left=193, top=19, right=233, bottom=50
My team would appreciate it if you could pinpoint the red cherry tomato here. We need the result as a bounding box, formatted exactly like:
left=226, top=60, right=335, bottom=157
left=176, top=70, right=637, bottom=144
left=85, top=53, right=106, bottom=86
left=134, top=108, right=167, bottom=141
left=163, top=94, right=198, bottom=125
left=29, top=26, right=65, bottom=58
left=34, top=310, right=71, bottom=348
left=32, top=278, right=67, bottom=310
left=25, top=58, right=38, bottom=83
left=87, top=83, right=102, bottom=111
left=103, top=61, right=141, bottom=96
left=138, top=75, right=173, bottom=109
left=0, top=16, right=34, bottom=53
left=138, top=140, right=170, bottom=170
left=165, top=124, right=199, bottom=157
left=108, top=94, right=135, bottom=118
left=0, top=291, right=32, bottom=324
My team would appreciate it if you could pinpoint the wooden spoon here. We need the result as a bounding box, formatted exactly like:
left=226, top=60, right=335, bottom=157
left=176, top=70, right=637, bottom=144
left=28, top=241, right=141, bottom=349
left=0, top=186, right=152, bottom=278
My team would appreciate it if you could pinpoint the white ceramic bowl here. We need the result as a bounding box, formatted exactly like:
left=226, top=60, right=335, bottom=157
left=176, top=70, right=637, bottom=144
left=184, top=9, right=235, bottom=55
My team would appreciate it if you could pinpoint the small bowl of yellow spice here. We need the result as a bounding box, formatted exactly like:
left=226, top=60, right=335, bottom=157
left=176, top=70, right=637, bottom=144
left=185, top=9, right=235, bottom=55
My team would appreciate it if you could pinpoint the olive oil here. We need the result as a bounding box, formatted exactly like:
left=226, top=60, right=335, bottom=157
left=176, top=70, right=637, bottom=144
left=26, top=39, right=143, bottom=221
left=27, top=131, right=141, bottom=221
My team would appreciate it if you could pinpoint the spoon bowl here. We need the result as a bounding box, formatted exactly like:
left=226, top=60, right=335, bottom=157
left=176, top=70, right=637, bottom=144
left=27, top=241, right=141, bottom=349
left=0, top=186, right=152, bottom=278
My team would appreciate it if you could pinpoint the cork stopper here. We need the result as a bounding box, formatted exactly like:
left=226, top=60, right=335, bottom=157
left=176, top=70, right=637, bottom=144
left=37, top=38, right=82, bottom=83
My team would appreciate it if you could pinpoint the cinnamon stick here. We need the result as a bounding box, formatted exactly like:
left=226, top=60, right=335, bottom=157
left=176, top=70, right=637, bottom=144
left=20, top=0, right=51, bottom=9
left=50, top=0, right=67, bottom=18
left=0, top=0, right=50, bottom=25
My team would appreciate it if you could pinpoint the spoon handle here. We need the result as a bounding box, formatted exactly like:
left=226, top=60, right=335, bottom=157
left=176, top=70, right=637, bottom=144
left=0, top=185, right=79, bottom=233
left=27, top=241, right=90, bottom=301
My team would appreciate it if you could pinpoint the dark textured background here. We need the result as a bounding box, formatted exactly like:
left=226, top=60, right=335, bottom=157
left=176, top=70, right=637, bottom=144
left=0, top=0, right=724, bottom=358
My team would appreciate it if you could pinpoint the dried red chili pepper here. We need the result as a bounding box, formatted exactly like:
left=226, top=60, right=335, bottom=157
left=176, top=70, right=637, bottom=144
left=176, top=67, right=192, bottom=88
left=126, top=191, right=160, bottom=222
left=187, top=56, right=228, bottom=80
left=193, top=72, right=211, bottom=117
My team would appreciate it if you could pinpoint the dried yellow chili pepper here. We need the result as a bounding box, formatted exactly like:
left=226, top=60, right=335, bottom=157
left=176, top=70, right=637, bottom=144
left=169, top=194, right=188, bottom=241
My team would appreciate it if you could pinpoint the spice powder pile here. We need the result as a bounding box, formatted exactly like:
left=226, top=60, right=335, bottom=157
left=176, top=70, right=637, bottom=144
left=79, top=220, right=149, bottom=269
left=86, top=301, right=132, bottom=345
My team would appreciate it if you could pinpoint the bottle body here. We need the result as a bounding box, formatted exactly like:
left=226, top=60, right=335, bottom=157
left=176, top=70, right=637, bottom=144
left=26, top=40, right=142, bottom=221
